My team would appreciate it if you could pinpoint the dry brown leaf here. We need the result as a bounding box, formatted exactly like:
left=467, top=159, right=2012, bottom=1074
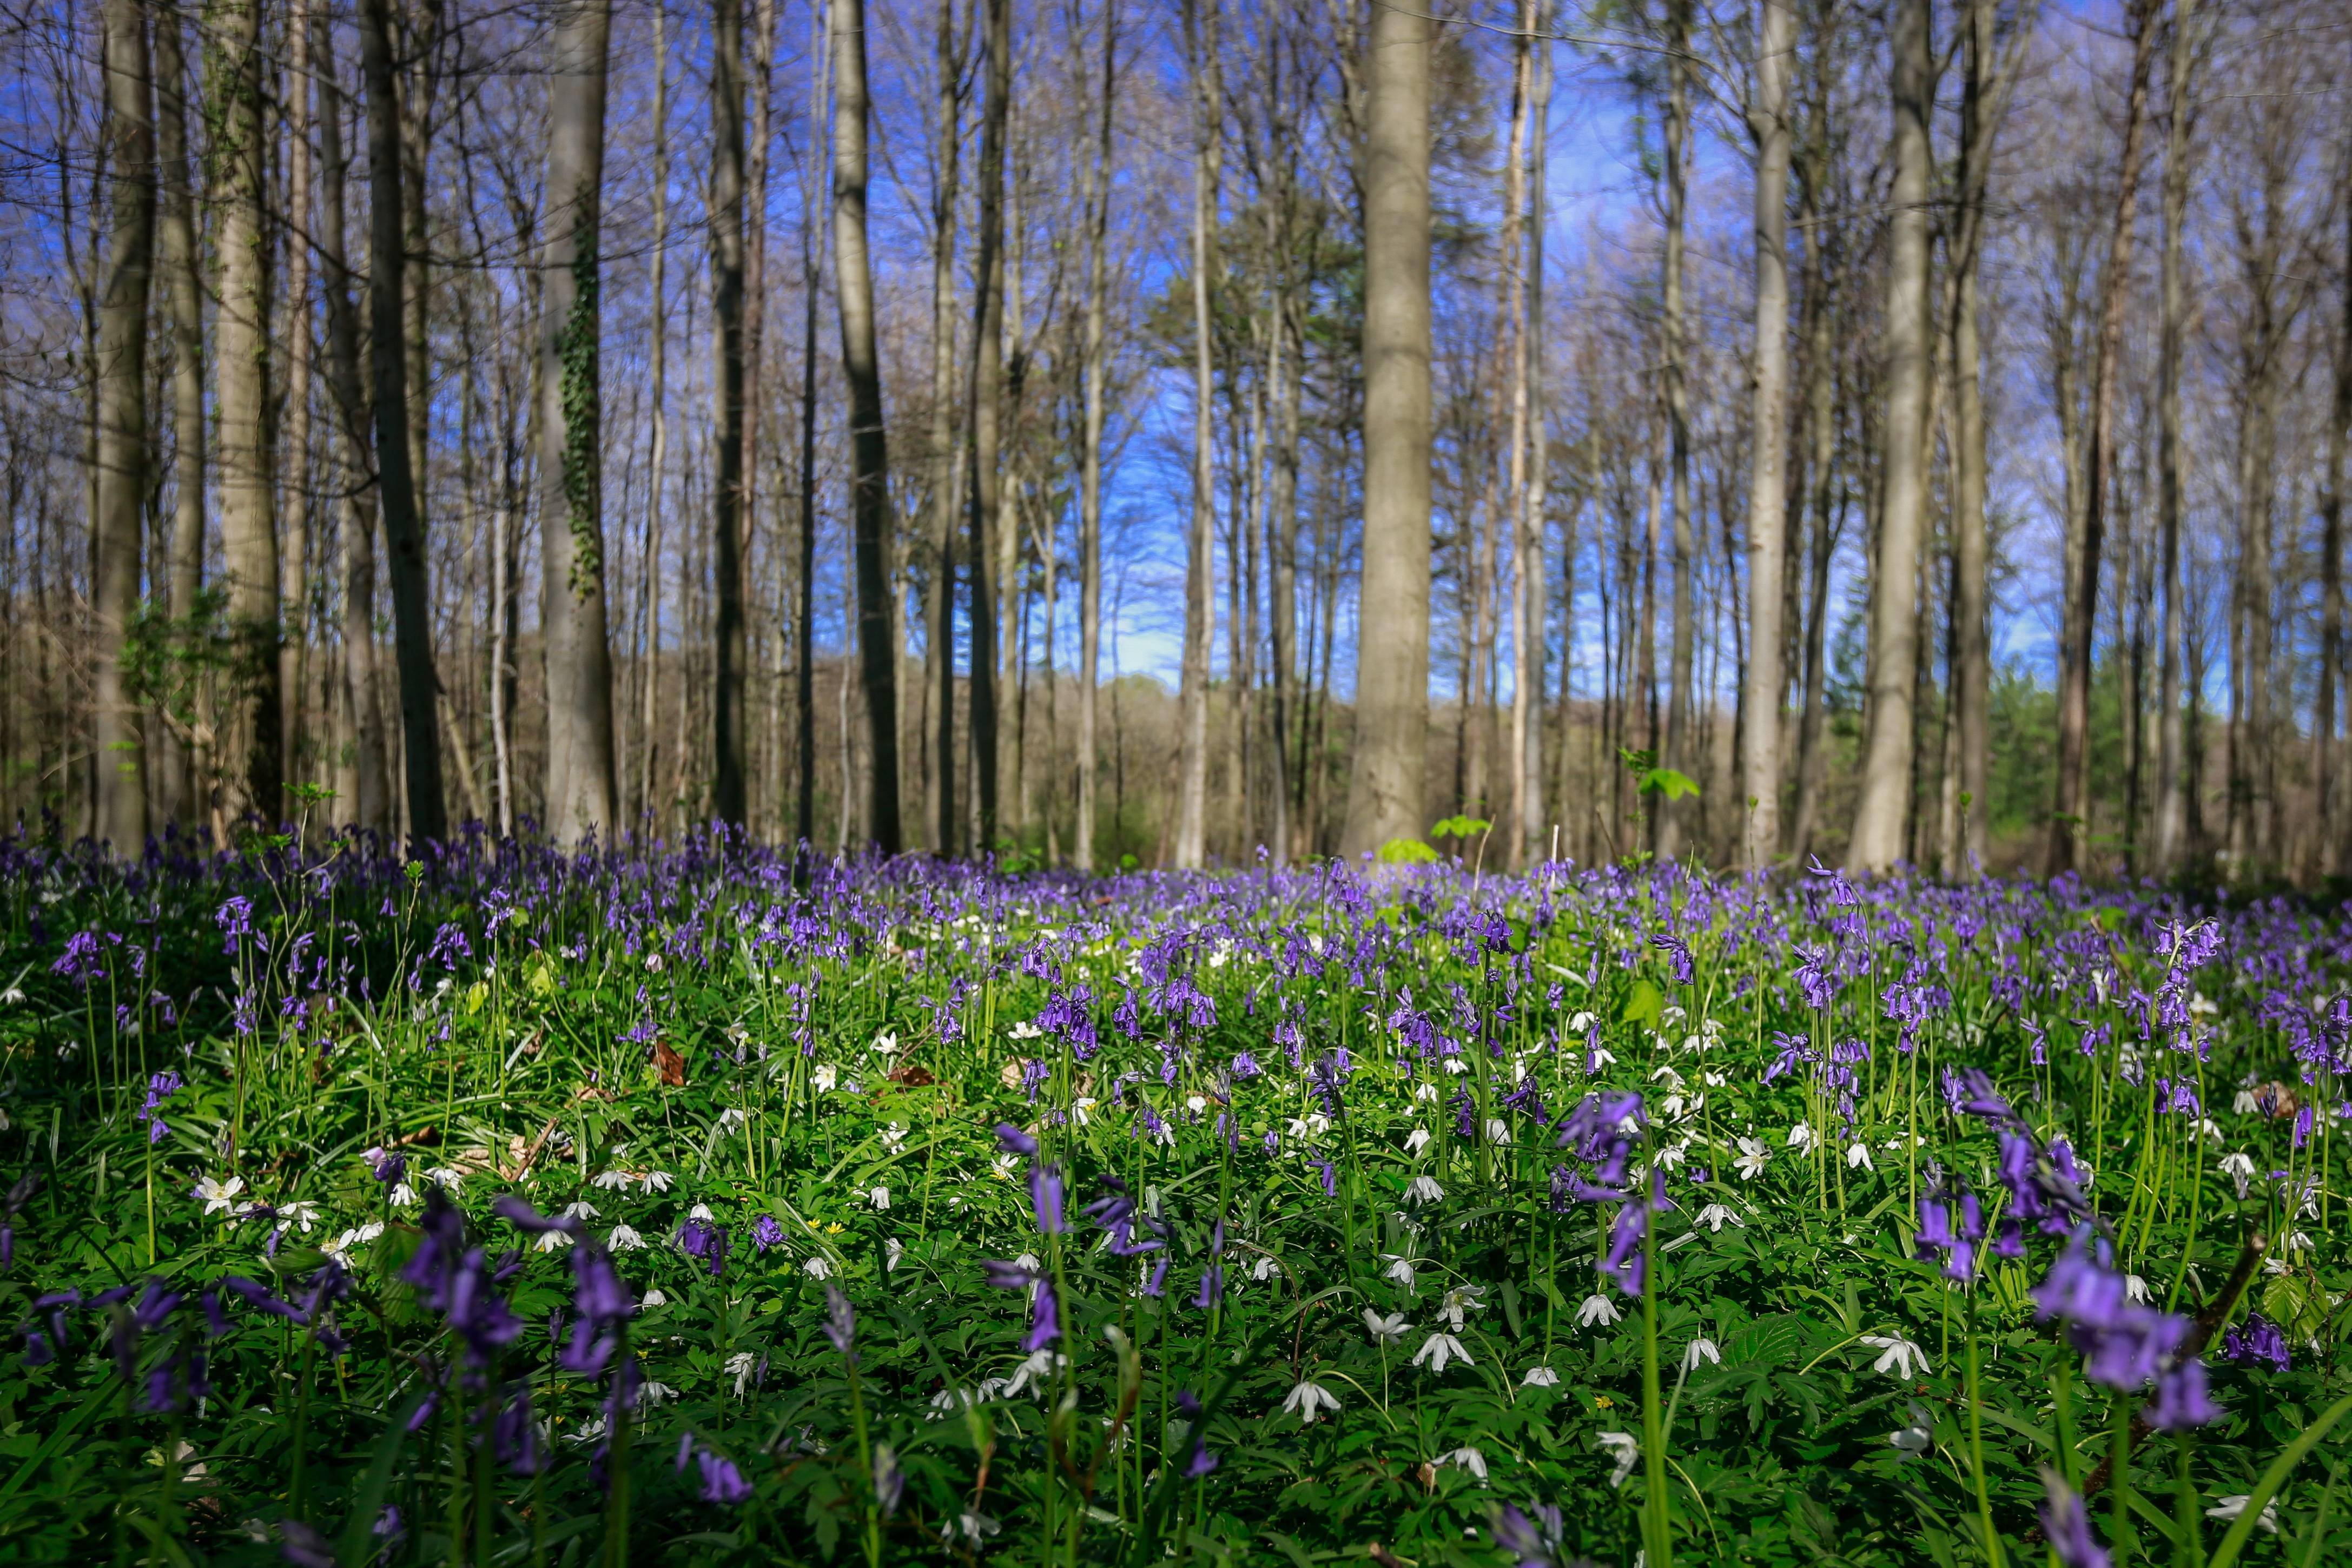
left=652, top=1040, right=688, bottom=1088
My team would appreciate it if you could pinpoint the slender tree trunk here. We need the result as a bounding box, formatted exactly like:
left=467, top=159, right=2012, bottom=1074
left=966, top=0, right=1009, bottom=850
left=155, top=0, right=205, bottom=824
left=830, top=0, right=902, bottom=852
left=537, top=0, right=618, bottom=843
left=1075, top=0, right=1114, bottom=871
left=1173, top=0, right=1220, bottom=867
left=2153, top=0, right=2198, bottom=870
left=1656, top=0, right=1694, bottom=861
left=92, top=0, right=155, bottom=850
left=313, top=10, right=390, bottom=833
left=643, top=4, right=670, bottom=828
left=1738, top=0, right=1793, bottom=871
left=1519, top=11, right=1552, bottom=859
left=2049, top=0, right=2157, bottom=875
left=1950, top=0, right=2009, bottom=878
left=744, top=0, right=777, bottom=812
left=710, top=0, right=749, bottom=824
left=798, top=0, right=829, bottom=852
left=925, top=0, right=963, bottom=854
left=217, top=0, right=284, bottom=828
left=1845, top=0, right=1932, bottom=874
left=283, top=2, right=315, bottom=804
left=1340, top=0, right=1431, bottom=856
left=359, top=0, right=445, bottom=842
left=2325, top=172, right=2352, bottom=875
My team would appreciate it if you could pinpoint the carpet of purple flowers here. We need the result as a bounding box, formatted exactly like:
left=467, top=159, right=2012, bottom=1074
left=0, top=825, right=2346, bottom=1566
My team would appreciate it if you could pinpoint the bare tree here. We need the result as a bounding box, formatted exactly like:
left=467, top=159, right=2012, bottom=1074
left=91, top=0, right=153, bottom=848
left=966, top=0, right=1009, bottom=850
left=1737, top=0, right=1794, bottom=871
left=711, top=0, right=749, bottom=825
left=833, top=0, right=902, bottom=852
left=2152, top=0, right=2201, bottom=870
left=1655, top=0, right=1694, bottom=862
left=359, top=0, right=445, bottom=842
left=216, top=0, right=283, bottom=828
left=1074, top=0, right=1115, bottom=871
left=2048, top=0, right=2157, bottom=876
left=154, top=0, right=205, bottom=824
left=1845, top=0, right=1933, bottom=875
left=1340, top=0, right=1431, bottom=858
left=538, top=0, right=618, bottom=843
left=312, top=5, right=391, bottom=833
left=1172, top=0, right=1220, bottom=868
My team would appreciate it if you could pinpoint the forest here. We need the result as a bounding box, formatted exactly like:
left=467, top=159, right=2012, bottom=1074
left=3, top=0, right=2350, bottom=880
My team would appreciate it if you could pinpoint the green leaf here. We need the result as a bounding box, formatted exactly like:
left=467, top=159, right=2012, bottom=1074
left=1638, top=767, right=1702, bottom=800
left=1375, top=837, right=1439, bottom=865
left=1622, top=980, right=1663, bottom=1030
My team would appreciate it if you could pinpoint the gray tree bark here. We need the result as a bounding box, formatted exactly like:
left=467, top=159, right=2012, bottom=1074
left=154, top=0, right=206, bottom=824
left=964, top=0, right=1009, bottom=852
left=1173, top=0, right=1220, bottom=868
left=312, top=7, right=391, bottom=833
left=1738, top=0, right=1794, bottom=872
left=923, top=0, right=963, bottom=855
left=216, top=0, right=284, bottom=829
left=2049, top=0, right=2156, bottom=876
left=358, top=0, right=445, bottom=842
left=832, top=0, right=903, bottom=852
left=92, top=0, right=154, bottom=850
left=1075, top=0, right=1115, bottom=871
left=1655, top=0, right=1695, bottom=862
left=537, top=0, right=618, bottom=844
left=711, top=0, right=749, bottom=825
left=2152, top=0, right=2199, bottom=870
left=1339, top=0, right=1431, bottom=858
left=1844, top=0, right=1933, bottom=874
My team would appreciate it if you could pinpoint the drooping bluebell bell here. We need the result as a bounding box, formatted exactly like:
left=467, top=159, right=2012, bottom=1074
left=2221, top=1312, right=2290, bottom=1373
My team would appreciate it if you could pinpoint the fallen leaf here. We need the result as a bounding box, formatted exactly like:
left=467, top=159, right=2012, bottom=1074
left=653, top=1040, right=687, bottom=1088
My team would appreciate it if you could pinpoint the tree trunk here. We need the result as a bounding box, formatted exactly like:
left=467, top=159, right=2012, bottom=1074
left=1655, top=0, right=1694, bottom=862
left=833, top=0, right=903, bottom=853
left=1519, top=8, right=1552, bottom=861
left=154, top=0, right=204, bottom=825
left=2048, top=0, right=2156, bottom=875
left=537, top=0, right=618, bottom=843
left=710, top=0, right=749, bottom=825
left=966, top=0, right=1009, bottom=850
left=359, top=0, right=445, bottom=842
left=1173, top=0, right=1219, bottom=868
left=313, top=8, right=391, bottom=833
left=216, top=0, right=284, bottom=830
left=2152, top=0, right=2198, bottom=870
left=1075, top=0, right=1114, bottom=871
left=2325, top=168, right=2352, bottom=875
left=1844, top=0, right=1932, bottom=875
left=1738, top=0, right=1793, bottom=871
left=283, top=1, right=316, bottom=806
left=798, top=0, right=829, bottom=852
left=643, top=2, right=671, bottom=829
left=92, top=0, right=155, bottom=850
left=925, top=0, right=963, bottom=855
left=1339, top=0, right=1431, bottom=857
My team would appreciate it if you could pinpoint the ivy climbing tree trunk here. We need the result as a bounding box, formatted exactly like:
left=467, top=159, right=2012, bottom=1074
left=537, top=0, right=618, bottom=844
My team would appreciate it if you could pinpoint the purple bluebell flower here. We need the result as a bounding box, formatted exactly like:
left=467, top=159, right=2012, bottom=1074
left=1028, top=1161, right=1068, bottom=1234
left=2144, top=1358, right=2223, bottom=1431
left=823, top=1284, right=856, bottom=1359
left=749, top=1214, right=786, bottom=1252
left=2037, top=1471, right=2111, bottom=1568
left=2221, top=1312, right=2289, bottom=1373
left=994, top=1123, right=1039, bottom=1157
